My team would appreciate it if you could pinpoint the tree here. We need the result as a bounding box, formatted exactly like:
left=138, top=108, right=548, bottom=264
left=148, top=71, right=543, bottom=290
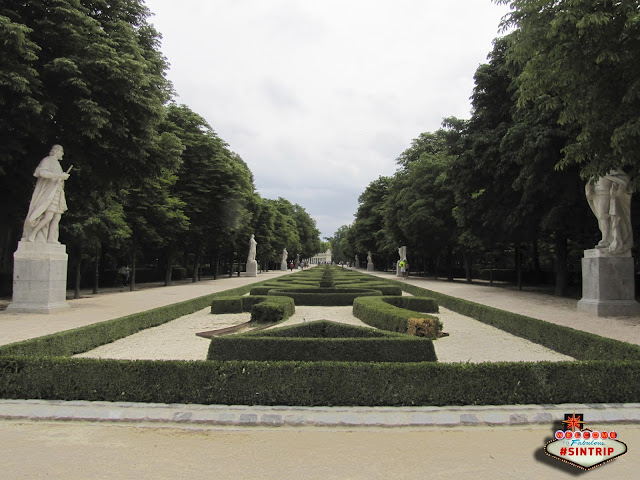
left=498, top=0, right=640, bottom=183
left=1, top=0, right=172, bottom=292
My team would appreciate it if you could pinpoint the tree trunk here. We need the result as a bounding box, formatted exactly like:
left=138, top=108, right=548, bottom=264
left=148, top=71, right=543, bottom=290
left=213, top=253, right=219, bottom=280
left=516, top=245, right=523, bottom=291
left=446, top=248, right=453, bottom=281
left=164, top=250, right=173, bottom=286
left=130, top=240, right=137, bottom=291
left=93, top=242, right=100, bottom=295
left=464, top=249, right=472, bottom=283
left=74, top=248, right=82, bottom=299
left=554, top=231, right=568, bottom=297
left=192, top=247, right=200, bottom=283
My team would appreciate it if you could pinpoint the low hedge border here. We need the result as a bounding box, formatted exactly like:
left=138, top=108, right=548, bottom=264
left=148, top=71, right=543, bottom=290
left=353, top=296, right=441, bottom=335
left=267, top=287, right=382, bottom=306
left=207, top=320, right=437, bottom=362
left=1, top=357, right=638, bottom=406
left=210, top=295, right=295, bottom=323
left=393, top=280, right=640, bottom=361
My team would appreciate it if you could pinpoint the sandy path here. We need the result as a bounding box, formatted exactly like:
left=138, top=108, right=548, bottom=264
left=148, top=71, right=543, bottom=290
left=77, top=305, right=573, bottom=363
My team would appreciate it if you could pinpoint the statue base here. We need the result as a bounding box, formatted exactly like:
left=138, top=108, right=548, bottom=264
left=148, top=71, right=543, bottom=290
left=367, top=262, right=374, bottom=272
left=577, top=249, right=640, bottom=317
left=7, top=241, right=70, bottom=314
left=281, top=261, right=288, bottom=271
left=396, top=265, right=402, bottom=277
left=246, top=260, right=257, bottom=277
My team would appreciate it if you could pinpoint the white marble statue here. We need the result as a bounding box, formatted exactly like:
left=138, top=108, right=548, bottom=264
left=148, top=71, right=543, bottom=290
left=282, top=248, right=288, bottom=263
left=367, top=251, right=372, bottom=263
left=22, top=145, right=72, bottom=244
left=248, top=234, right=257, bottom=262
left=586, top=171, right=633, bottom=255
left=398, top=246, right=407, bottom=261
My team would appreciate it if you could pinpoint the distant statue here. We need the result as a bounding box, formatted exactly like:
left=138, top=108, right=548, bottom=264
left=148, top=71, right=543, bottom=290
left=586, top=171, right=633, bottom=255
left=22, top=145, right=72, bottom=244
left=282, top=248, right=288, bottom=263
left=248, top=234, right=257, bottom=262
left=367, top=251, right=372, bottom=263
left=355, top=255, right=359, bottom=267
left=398, top=245, right=407, bottom=261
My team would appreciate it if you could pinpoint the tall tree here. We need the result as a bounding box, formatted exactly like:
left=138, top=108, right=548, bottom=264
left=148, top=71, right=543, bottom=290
left=498, top=0, right=640, bottom=183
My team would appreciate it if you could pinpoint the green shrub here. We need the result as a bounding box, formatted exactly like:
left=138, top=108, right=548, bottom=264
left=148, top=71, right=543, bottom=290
left=250, top=296, right=295, bottom=323
left=2, top=357, right=639, bottom=406
left=267, top=287, right=381, bottom=306
left=208, top=323, right=436, bottom=362
left=353, top=296, right=441, bottom=334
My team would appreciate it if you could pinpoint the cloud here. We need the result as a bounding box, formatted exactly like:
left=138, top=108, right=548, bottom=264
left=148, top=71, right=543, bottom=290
left=145, top=0, right=511, bottom=238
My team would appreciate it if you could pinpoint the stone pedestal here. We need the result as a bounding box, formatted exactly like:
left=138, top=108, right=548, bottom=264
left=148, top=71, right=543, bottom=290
left=396, top=265, right=402, bottom=277
left=577, top=249, right=640, bottom=317
left=281, top=261, right=288, bottom=271
left=246, top=260, right=257, bottom=277
left=367, top=262, right=374, bottom=272
left=8, top=241, right=70, bottom=313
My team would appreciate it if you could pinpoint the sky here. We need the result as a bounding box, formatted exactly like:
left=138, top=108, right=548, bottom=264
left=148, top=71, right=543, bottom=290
left=143, top=0, right=512, bottom=239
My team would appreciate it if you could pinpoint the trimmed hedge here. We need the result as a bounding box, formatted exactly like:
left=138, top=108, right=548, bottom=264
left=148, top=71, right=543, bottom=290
left=207, top=320, right=437, bottom=362
left=1, top=357, right=639, bottom=406
left=353, top=296, right=442, bottom=335
left=208, top=337, right=437, bottom=362
left=267, top=287, right=382, bottom=306
left=210, top=295, right=295, bottom=323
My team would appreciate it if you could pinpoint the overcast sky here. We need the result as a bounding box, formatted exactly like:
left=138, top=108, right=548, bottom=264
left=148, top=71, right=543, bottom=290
left=143, top=0, right=511, bottom=239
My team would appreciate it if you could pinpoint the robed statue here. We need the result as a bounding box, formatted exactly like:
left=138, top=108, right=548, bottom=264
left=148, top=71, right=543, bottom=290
left=22, top=145, right=72, bottom=244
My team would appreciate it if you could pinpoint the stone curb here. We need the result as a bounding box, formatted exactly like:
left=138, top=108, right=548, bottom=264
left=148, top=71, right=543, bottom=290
left=2, top=400, right=640, bottom=428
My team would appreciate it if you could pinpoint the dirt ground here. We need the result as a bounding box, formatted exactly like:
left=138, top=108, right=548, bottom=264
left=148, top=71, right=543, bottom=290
left=1, top=420, right=638, bottom=479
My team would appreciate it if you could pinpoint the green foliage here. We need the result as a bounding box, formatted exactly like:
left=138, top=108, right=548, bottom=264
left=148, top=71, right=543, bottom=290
left=353, top=296, right=441, bottom=335
left=2, top=357, right=639, bottom=406
left=267, top=287, right=382, bottom=306
left=210, top=295, right=294, bottom=323
left=499, top=0, right=640, bottom=183
left=207, top=320, right=437, bottom=363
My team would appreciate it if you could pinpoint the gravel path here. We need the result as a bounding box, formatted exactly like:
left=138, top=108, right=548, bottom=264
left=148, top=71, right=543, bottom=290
left=77, top=305, right=573, bottom=363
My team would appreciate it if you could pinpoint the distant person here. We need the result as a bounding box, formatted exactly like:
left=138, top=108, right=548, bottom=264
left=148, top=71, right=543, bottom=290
left=289, top=261, right=294, bottom=271
left=398, top=259, right=406, bottom=279
left=118, top=265, right=129, bottom=288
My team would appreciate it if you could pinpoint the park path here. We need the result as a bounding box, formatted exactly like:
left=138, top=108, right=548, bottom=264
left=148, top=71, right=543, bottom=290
left=0, top=269, right=296, bottom=346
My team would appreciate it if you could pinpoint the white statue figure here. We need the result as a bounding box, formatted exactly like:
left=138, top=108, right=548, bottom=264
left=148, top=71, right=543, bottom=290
left=22, top=145, right=72, bottom=244
left=367, top=251, right=372, bottom=263
left=282, top=248, right=288, bottom=263
left=586, top=171, right=633, bottom=255
left=355, top=255, right=359, bottom=267
left=398, top=245, right=407, bottom=261
left=248, top=234, right=257, bottom=262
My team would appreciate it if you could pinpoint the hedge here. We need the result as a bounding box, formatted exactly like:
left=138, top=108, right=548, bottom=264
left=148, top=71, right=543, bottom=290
left=267, top=287, right=382, bottom=306
left=1, top=357, right=639, bottom=406
left=207, top=320, right=437, bottom=362
left=210, top=295, right=295, bottom=323
left=353, top=296, right=442, bottom=335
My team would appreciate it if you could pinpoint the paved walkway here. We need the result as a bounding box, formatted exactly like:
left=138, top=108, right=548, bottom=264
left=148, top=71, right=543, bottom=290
left=1, top=268, right=640, bottom=478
